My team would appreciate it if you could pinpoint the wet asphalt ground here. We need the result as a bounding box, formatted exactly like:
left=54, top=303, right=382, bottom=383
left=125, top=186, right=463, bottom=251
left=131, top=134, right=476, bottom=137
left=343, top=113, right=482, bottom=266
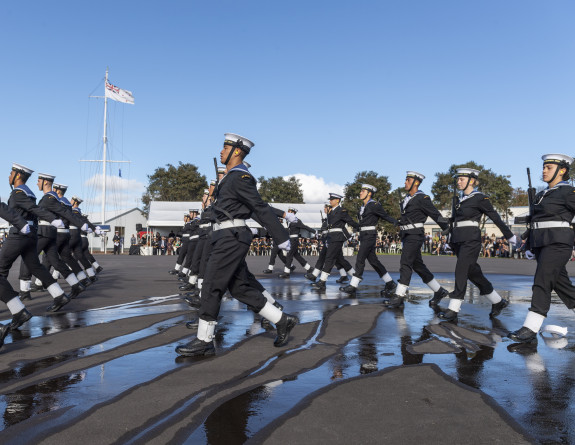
left=0, top=253, right=573, bottom=444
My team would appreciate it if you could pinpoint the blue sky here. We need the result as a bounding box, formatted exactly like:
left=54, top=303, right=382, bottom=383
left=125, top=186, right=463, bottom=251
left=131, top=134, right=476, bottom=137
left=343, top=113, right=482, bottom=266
left=1, top=1, right=574, bottom=209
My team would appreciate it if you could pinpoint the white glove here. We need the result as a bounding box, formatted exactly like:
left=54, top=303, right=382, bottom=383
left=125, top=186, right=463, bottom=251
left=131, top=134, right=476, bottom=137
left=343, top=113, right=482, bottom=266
left=278, top=240, right=291, bottom=250
left=81, top=223, right=89, bottom=231
left=250, top=228, right=259, bottom=236
left=51, top=219, right=65, bottom=229
left=525, top=250, right=535, bottom=260
left=87, top=227, right=93, bottom=234
left=284, top=212, right=297, bottom=223
left=508, top=235, right=517, bottom=245
left=95, top=227, right=102, bottom=235
left=20, top=224, right=31, bottom=234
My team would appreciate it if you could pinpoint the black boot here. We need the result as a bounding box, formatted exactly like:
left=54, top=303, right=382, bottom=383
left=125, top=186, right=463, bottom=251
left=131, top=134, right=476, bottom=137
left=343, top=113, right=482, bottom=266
left=19, top=291, right=32, bottom=301
left=304, top=272, right=317, bottom=282
left=177, top=272, right=187, bottom=278
left=429, top=287, right=449, bottom=309
left=311, top=280, right=326, bottom=290
left=95, top=266, right=104, bottom=273
left=290, top=265, right=296, bottom=272
left=380, top=280, right=397, bottom=298
left=46, top=294, right=71, bottom=312
left=185, top=288, right=201, bottom=298
left=184, top=295, right=201, bottom=309
left=9, top=308, right=33, bottom=330
left=168, top=269, right=178, bottom=275
left=30, top=283, right=45, bottom=292
left=274, top=313, right=299, bottom=347
left=89, top=275, right=98, bottom=283
left=278, top=273, right=291, bottom=279
left=263, top=269, right=273, bottom=274
left=186, top=319, right=199, bottom=329
left=438, top=309, right=458, bottom=322
left=80, top=278, right=91, bottom=288
left=179, top=283, right=194, bottom=291
left=383, top=294, right=404, bottom=309
left=69, top=283, right=84, bottom=299
left=175, top=338, right=215, bottom=356
left=0, top=324, right=10, bottom=349
left=508, top=326, right=538, bottom=343
left=489, top=299, right=509, bottom=318
left=339, top=284, right=357, bottom=294
left=335, top=276, right=349, bottom=284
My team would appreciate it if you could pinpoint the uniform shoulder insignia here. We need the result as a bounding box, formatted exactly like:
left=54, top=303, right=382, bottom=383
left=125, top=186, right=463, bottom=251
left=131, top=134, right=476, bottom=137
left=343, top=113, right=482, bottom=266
left=241, top=174, right=252, bottom=180
left=484, top=197, right=490, bottom=200
left=14, top=189, right=24, bottom=194
left=423, top=195, right=430, bottom=199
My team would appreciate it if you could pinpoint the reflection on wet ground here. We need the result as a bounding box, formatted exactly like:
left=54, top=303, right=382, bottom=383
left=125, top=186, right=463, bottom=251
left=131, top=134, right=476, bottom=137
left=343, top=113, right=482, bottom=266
left=0, top=271, right=573, bottom=443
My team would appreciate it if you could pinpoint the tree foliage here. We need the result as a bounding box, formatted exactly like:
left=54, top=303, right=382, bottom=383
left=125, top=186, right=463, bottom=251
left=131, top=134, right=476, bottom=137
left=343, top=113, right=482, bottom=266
left=141, top=162, right=207, bottom=216
left=257, top=176, right=304, bottom=203
left=510, top=187, right=529, bottom=207
left=430, top=161, right=513, bottom=214
left=343, top=171, right=398, bottom=232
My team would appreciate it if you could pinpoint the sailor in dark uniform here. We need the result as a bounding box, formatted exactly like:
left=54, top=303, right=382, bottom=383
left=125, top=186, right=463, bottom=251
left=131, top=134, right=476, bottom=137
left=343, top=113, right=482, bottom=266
left=340, top=184, right=399, bottom=295
left=278, top=207, right=314, bottom=278
left=263, top=206, right=297, bottom=274
left=19, top=174, right=86, bottom=300
left=183, top=189, right=213, bottom=290
left=170, top=213, right=192, bottom=275
left=69, top=199, right=103, bottom=273
left=67, top=195, right=98, bottom=281
left=0, top=164, right=71, bottom=319
left=0, top=199, right=30, bottom=345
left=438, top=168, right=516, bottom=321
left=176, top=133, right=298, bottom=356
left=311, top=193, right=359, bottom=290
left=382, top=171, right=450, bottom=308
left=178, top=209, right=200, bottom=289
left=509, top=154, right=575, bottom=343
left=52, top=183, right=92, bottom=287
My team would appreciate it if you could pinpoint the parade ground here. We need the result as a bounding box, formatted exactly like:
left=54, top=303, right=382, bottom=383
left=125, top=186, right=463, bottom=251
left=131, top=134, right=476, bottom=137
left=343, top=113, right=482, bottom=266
left=0, top=254, right=573, bottom=444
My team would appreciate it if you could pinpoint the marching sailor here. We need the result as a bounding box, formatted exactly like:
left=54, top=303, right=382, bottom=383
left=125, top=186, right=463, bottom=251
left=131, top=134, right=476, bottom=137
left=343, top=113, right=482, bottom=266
left=170, top=214, right=192, bottom=276
left=278, top=207, right=314, bottom=278
left=340, top=184, right=399, bottom=295
left=509, top=154, right=575, bottom=343
left=176, top=133, right=298, bottom=356
left=70, top=198, right=103, bottom=273
left=382, top=171, right=450, bottom=308
left=178, top=209, right=200, bottom=287
left=438, top=168, right=516, bottom=321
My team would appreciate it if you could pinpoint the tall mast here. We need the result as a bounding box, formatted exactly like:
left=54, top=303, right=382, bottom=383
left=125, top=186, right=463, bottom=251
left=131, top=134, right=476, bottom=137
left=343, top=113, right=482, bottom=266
left=102, top=68, right=109, bottom=227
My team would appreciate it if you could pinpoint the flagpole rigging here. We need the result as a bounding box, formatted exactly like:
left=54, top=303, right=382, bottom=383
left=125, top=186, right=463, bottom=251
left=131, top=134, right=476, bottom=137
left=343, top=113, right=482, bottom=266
left=102, top=68, right=109, bottom=229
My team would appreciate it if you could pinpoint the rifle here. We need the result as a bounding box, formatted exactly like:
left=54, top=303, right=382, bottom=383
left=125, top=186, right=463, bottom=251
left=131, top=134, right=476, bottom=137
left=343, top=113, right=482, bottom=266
left=213, top=157, right=220, bottom=189
left=441, top=178, right=457, bottom=236
left=514, top=168, right=536, bottom=239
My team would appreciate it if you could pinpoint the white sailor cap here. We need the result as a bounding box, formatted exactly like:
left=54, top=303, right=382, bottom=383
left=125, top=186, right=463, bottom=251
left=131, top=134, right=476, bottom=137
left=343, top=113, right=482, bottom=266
left=542, top=154, right=574, bottom=166
left=38, top=173, right=55, bottom=181
left=406, top=171, right=425, bottom=182
left=217, top=167, right=227, bottom=175
left=210, top=179, right=217, bottom=186
left=243, top=161, right=251, bottom=168
left=71, top=196, right=83, bottom=204
left=455, top=168, right=480, bottom=178
left=203, top=188, right=210, bottom=195
left=184, top=213, right=191, bottom=218
left=329, top=193, right=343, bottom=200
left=53, top=183, right=68, bottom=191
left=287, top=207, right=298, bottom=213
left=361, top=184, right=377, bottom=193
left=223, top=133, right=254, bottom=154
left=12, top=163, right=34, bottom=175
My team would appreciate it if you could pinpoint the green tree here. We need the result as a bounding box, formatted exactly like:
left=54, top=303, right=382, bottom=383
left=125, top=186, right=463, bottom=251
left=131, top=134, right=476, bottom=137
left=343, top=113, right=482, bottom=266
left=141, top=162, right=207, bottom=216
left=343, top=171, right=398, bottom=232
left=510, top=187, right=529, bottom=207
left=431, top=161, right=513, bottom=223
left=257, top=176, right=304, bottom=203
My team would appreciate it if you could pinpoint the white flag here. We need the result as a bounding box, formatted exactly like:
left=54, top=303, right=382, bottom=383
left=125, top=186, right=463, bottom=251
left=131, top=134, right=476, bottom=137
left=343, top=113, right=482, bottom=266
left=105, top=80, right=135, bottom=104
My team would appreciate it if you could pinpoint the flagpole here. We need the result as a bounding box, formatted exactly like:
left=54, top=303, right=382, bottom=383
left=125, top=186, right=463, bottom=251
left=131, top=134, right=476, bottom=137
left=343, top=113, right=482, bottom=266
left=102, top=68, right=109, bottom=253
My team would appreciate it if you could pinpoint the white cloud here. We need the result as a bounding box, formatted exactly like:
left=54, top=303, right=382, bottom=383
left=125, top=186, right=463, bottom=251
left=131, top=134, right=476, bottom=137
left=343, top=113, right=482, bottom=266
left=284, top=173, right=344, bottom=204
left=81, top=174, right=147, bottom=208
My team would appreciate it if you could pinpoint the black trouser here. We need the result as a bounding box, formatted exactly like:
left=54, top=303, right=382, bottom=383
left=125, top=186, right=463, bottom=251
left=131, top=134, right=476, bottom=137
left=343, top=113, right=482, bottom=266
left=451, top=240, right=493, bottom=300
left=176, top=238, right=190, bottom=266
left=20, top=235, right=73, bottom=281
left=183, top=238, right=199, bottom=270
left=55, top=232, right=83, bottom=275
left=322, top=239, right=346, bottom=275
left=200, top=232, right=267, bottom=322
left=530, top=244, right=575, bottom=316
left=354, top=234, right=388, bottom=279
left=315, top=243, right=350, bottom=272
left=399, top=234, right=434, bottom=286
left=81, top=236, right=97, bottom=264
left=113, top=245, right=121, bottom=255
left=268, top=244, right=286, bottom=266
left=190, top=237, right=206, bottom=276
left=198, top=233, right=213, bottom=279
left=0, top=232, right=56, bottom=303
left=284, top=237, right=308, bottom=269
left=70, top=229, right=92, bottom=270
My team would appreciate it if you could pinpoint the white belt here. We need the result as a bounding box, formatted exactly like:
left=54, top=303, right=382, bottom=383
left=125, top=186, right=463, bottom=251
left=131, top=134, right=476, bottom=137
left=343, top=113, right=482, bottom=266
left=38, top=220, right=51, bottom=226
left=360, top=226, right=377, bottom=231
left=199, top=223, right=211, bottom=228
left=533, top=221, right=571, bottom=229
left=454, top=221, right=479, bottom=228
left=329, top=228, right=343, bottom=233
left=182, top=234, right=190, bottom=238
left=213, top=219, right=247, bottom=231
left=400, top=223, right=424, bottom=231
left=69, top=225, right=78, bottom=229
left=190, top=235, right=200, bottom=239
left=321, top=231, right=328, bottom=235
left=81, top=234, right=87, bottom=238
left=289, top=234, right=299, bottom=238
left=57, top=228, right=70, bottom=233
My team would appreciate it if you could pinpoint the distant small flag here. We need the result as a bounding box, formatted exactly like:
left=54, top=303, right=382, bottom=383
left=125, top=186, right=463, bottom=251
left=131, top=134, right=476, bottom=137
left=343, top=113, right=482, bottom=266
left=119, top=169, right=122, bottom=178
left=105, top=80, right=135, bottom=104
